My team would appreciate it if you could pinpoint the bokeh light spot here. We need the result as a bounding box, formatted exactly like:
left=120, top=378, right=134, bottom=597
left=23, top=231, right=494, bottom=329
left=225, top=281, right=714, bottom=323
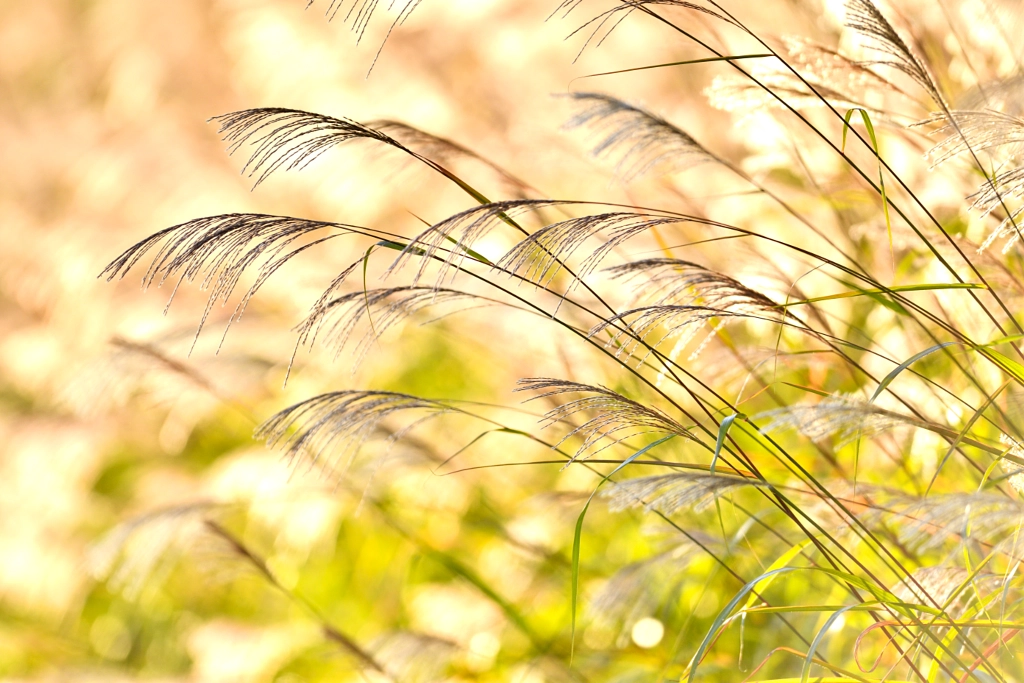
left=631, top=617, right=664, bottom=649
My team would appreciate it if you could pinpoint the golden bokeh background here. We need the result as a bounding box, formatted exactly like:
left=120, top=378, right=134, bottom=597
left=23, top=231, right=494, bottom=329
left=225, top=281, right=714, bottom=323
left=4, top=0, right=980, bottom=681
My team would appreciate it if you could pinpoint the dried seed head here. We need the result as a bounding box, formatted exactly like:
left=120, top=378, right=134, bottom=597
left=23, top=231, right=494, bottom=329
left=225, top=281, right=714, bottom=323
left=562, top=92, right=716, bottom=181
left=602, top=472, right=759, bottom=514
left=756, top=394, right=916, bottom=447
left=516, top=378, right=694, bottom=464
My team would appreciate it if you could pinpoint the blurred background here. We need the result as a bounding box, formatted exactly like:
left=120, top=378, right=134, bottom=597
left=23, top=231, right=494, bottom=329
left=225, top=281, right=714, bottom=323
left=0, top=0, right=862, bottom=681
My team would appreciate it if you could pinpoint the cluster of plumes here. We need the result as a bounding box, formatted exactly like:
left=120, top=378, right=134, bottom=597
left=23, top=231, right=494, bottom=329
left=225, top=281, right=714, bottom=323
left=100, top=213, right=352, bottom=349
left=387, top=199, right=567, bottom=287
left=516, top=378, right=696, bottom=464
left=702, top=0, right=1024, bottom=261
left=707, top=36, right=907, bottom=116
left=831, top=0, right=1024, bottom=253
left=602, top=471, right=761, bottom=515
left=99, top=115, right=551, bottom=358
left=255, top=391, right=456, bottom=474
left=498, top=212, right=689, bottom=290
left=591, top=258, right=792, bottom=366
left=918, top=108, right=1024, bottom=252
left=561, top=92, right=716, bottom=181
left=704, top=0, right=1024, bottom=257
left=756, top=393, right=919, bottom=447
left=869, top=491, right=1024, bottom=559
left=708, top=0, right=938, bottom=115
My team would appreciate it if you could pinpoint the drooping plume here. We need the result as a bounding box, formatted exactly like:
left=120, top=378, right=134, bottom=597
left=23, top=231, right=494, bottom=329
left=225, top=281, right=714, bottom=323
left=100, top=213, right=351, bottom=349
left=562, top=92, right=717, bottom=181
left=517, top=377, right=695, bottom=464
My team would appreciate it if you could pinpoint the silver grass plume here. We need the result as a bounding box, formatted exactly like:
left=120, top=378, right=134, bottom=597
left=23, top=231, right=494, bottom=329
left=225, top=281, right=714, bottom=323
left=601, top=471, right=761, bottom=515
left=916, top=110, right=1024, bottom=251
left=304, top=0, right=425, bottom=75
left=256, top=390, right=455, bottom=473
left=999, top=433, right=1024, bottom=497
left=372, top=120, right=533, bottom=197
left=369, top=631, right=457, bottom=683
left=892, top=565, right=967, bottom=607
left=496, top=212, right=687, bottom=289
left=305, top=0, right=422, bottom=43
left=756, top=394, right=919, bottom=447
left=63, top=336, right=265, bottom=420
left=387, top=199, right=573, bottom=288
left=62, top=340, right=183, bottom=418
left=707, top=37, right=906, bottom=115
left=590, top=259, right=794, bottom=367
left=294, top=285, right=497, bottom=369
left=587, top=541, right=695, bottom=647
left=885, top=492, right=1024, bottom=557
left=287, top=258, right=361, bottom=373
left=556, top=0, right=741, bottom=61
left=100, top=213, right=350, bottom=350
left=844, top=0, right=943, bottom=105
left=918, top=110, right=1024, bottom=169
left=516, top=378, right=695, bottom=464
left=561, top=92, right=717, bottom=181
left=967, top=166, right=1024, bottom=228
left=891, top=566, right=1000, bottom=617
left=211, top=108, right=419, bottom=188
left=87, top=504, right=215, bottom=600
left=958, top=76, right=1024, bottom=118
left=592, top=305, right=784, bottom=368
left=593, top=258, right=791, bottom=366
left=603, top=258, right=784, bottom=309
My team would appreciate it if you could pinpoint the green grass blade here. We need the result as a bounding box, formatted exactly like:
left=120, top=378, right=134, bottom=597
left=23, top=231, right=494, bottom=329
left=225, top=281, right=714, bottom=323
left=843, top=108, right=894, bottom=277
left=870, top=342, right=959, bottom=403
left=711, top=414, right=740, bottom=475
left=569, top=497, right=590, bottom=665
left=743, top=540, right=814, bottom=611
left=712, top=414, right=740, bottom=540
left=786, top=283, right=987, bottom=307
left=569, top=434, right=676, bottom=663
left=802, top=605, right=858, bottom=683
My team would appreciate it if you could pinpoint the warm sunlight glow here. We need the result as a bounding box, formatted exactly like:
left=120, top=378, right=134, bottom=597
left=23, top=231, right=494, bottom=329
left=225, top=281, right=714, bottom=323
left=631, top=617, right=664, bottom=649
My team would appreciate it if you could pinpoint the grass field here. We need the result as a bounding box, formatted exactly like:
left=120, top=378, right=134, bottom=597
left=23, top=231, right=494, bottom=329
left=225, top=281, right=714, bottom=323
left=7, top=1, right=1024, bottom=681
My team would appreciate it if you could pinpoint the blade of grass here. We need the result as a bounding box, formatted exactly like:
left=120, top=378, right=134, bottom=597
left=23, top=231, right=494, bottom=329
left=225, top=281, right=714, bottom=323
left=569, top=434, right=676, bottom=663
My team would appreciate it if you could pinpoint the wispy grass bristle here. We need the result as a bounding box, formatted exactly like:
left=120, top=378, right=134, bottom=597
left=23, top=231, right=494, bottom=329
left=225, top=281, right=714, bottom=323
left=517, top=377, right=695, bottom=464
left=562, top=92, right=715, bottom=181
left=256, top=390, right=455, bottom=474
